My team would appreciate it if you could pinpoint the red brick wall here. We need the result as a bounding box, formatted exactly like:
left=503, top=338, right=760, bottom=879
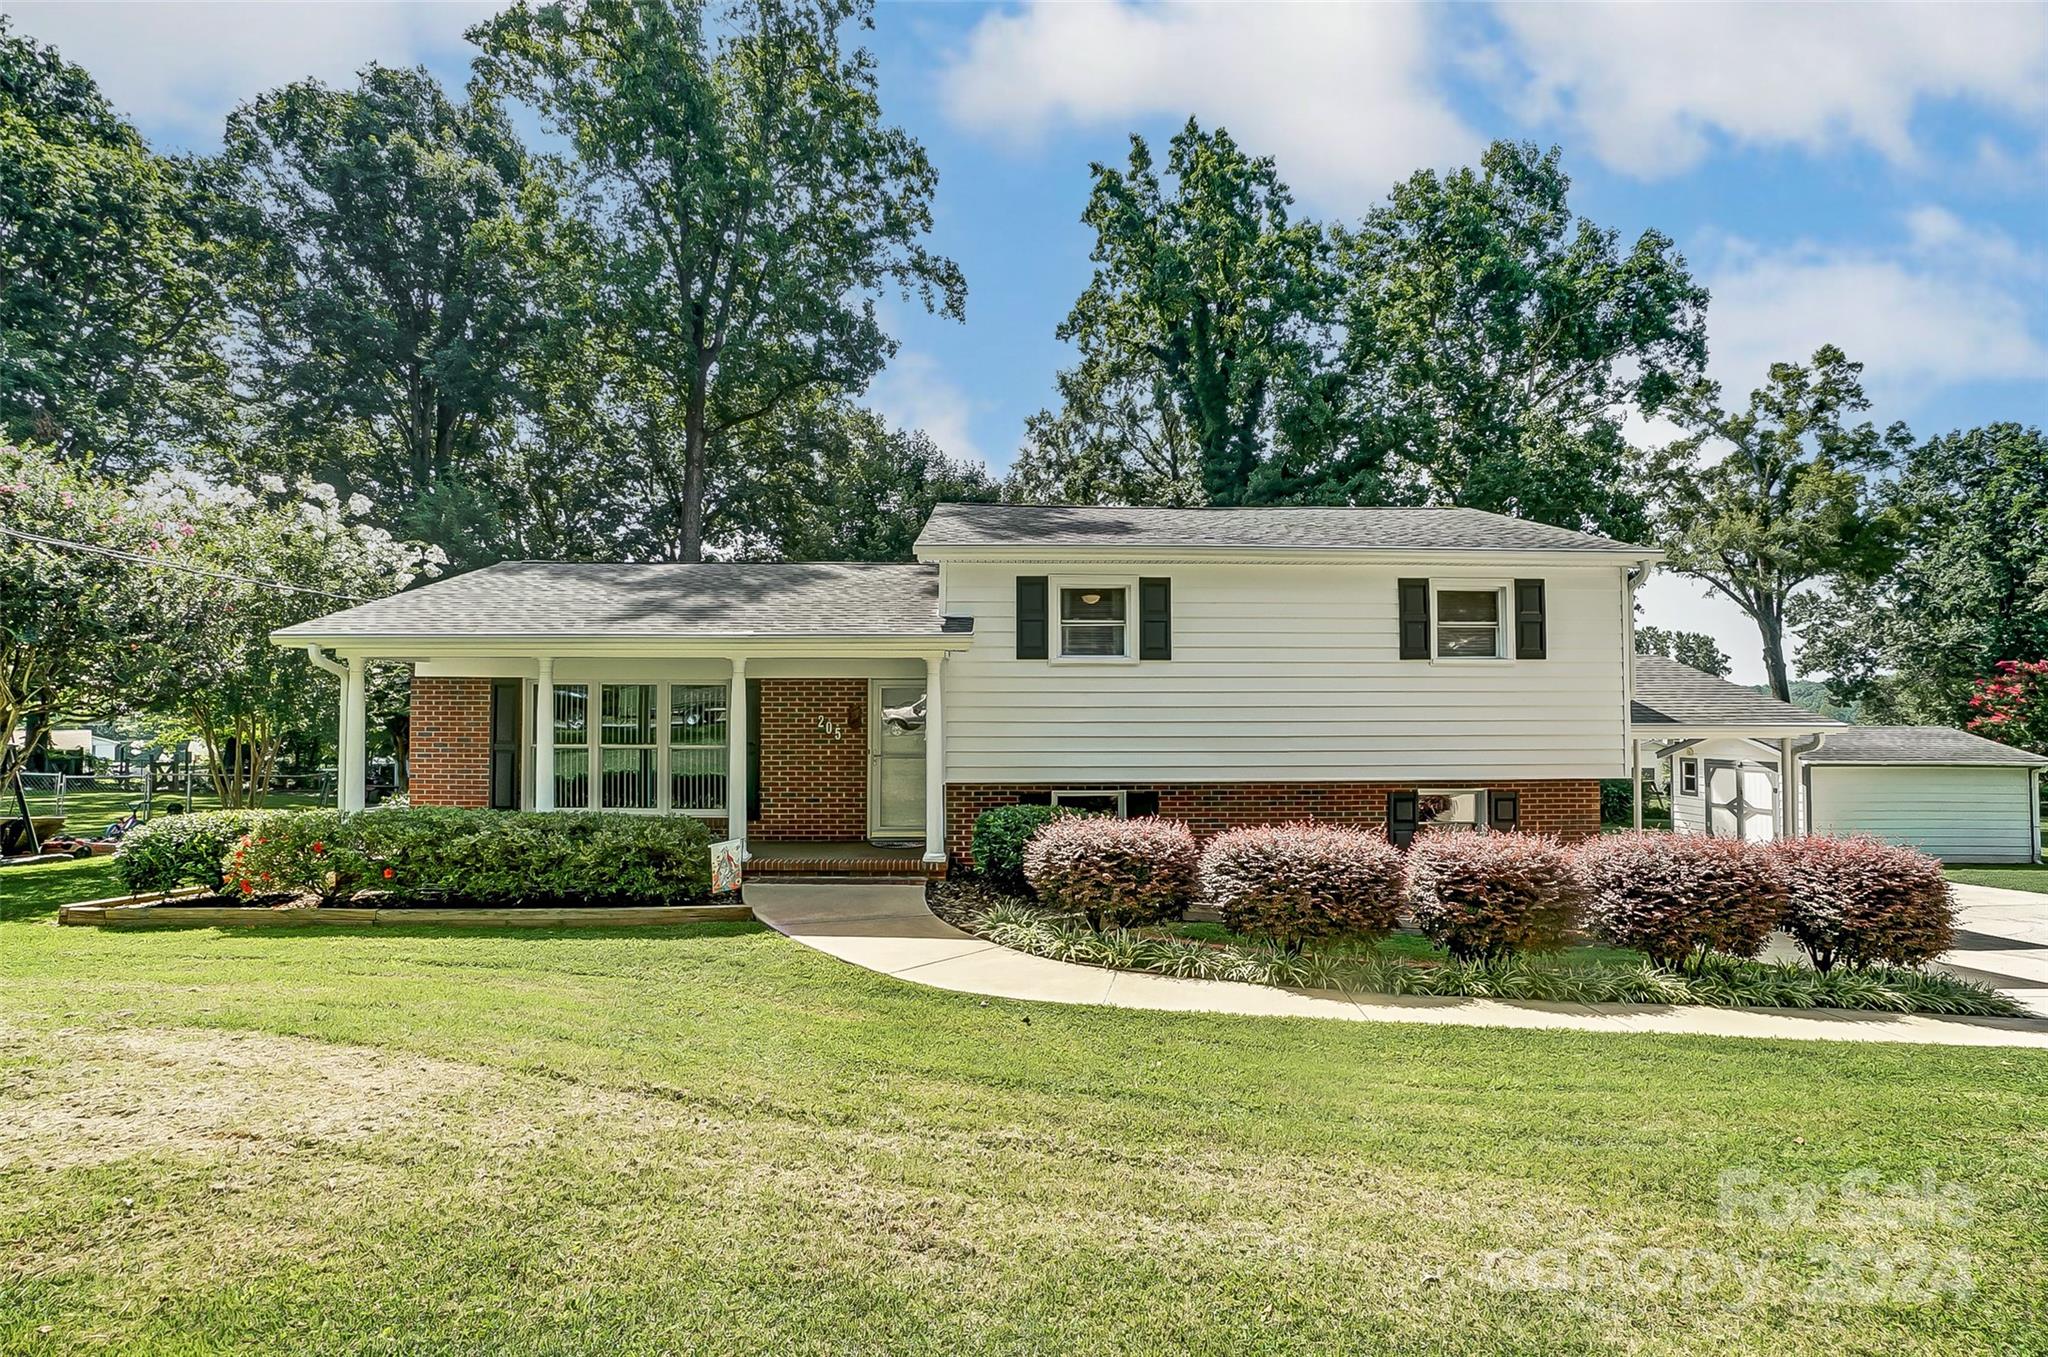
left=749, top=678, right=869, bottom=840
left=944, top=779, right=1602, bottom=862
left=410, top=676, right=492, bottom=809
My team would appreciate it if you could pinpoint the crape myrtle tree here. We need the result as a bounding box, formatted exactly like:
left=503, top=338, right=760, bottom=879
left=0, top=444, right=155, bottom=790
left=111, top=470, right=440, bottom=807
left=1654, top=346, right=1907, bottom=702
left=471, top=0, right=965, bottom=562
left=0, top=22, right=231, bottom=469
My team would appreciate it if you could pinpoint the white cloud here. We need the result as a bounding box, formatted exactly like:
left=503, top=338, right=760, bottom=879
left=937, top=0, right=1481, bottom=211
left=1702, top=216, right=2048, bottom=404
left=1494, top=2, right=2048, bottom=178
left=868, top=351, right=986, bottom=468
left=1, top=1, right=502, bottom=148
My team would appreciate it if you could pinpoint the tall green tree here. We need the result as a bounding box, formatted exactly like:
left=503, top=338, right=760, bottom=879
left=217, top=64, right=537, bottom=564
left=1008, top=353, right=1203, bottom=507
left=1634, top=624, right=1731, bottom=678
left=1061, top=120, right=1325, bottom=506
left=471, top=0, right=964, bottom=561
left=0, top=20, right=228, bottom=468
left=1794, top=423, right=2048, bottom=724
left=1655, top=346, right=1907, bottom=702
left=1322, top=142, right=1707, bottom=536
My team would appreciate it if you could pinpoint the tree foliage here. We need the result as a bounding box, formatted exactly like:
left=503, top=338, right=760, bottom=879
left=1058, top=120, right=1324, bottom=507
left=1654, top=345, right=1907, bottom=701
left=471, top=0, right=964, bottom=561
left=0, top=20, right=228, bottom=468
left=1634, top=624, right=1730, bottom=678
left=1794, top=423, right=2048, bottom=724
left=218, top=63, right=538, bottom=566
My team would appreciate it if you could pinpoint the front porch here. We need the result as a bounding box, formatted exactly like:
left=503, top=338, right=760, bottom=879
left=746, top=839, right=946, bottom=879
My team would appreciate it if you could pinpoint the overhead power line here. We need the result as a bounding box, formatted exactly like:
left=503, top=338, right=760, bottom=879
left=0, top=523, right=368, bottom=602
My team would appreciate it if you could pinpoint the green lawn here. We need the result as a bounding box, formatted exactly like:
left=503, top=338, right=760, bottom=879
left=2, top=858, right=2044, bottom=1355
left=21, top=788, right=326, bottom=834
left=1947, top=863, right=2048, bottom=895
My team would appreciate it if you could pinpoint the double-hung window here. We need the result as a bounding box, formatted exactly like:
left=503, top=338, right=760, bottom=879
left=1434, top=585, right=1507, bottom=659
left=552, top=685, right=591, bottom=809
left=1058, top=584, right=1129, bottom=659
left=669, top=684, right=728, bottom=812
left=599, top=683, right=658, bottom=809
left=1416, top=788, right=1485, bottom=832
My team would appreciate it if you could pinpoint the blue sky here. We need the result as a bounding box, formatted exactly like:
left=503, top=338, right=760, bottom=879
left=7, top=1, right=2045, bottom=683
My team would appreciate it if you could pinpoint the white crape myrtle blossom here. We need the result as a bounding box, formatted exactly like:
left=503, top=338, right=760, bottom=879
left=345, top=492, right=373, bottom=517
left=258, top=473, right=286, bottom=494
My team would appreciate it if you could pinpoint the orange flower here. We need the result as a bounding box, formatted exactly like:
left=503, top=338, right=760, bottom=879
left=311, top=841, right=325, bottom=854
left=382, top=867, right=395, bottom=879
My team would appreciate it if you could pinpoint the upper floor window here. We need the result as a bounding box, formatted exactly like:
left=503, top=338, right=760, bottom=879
left=1060, top=585, right=1128, bottom=658
left=1435, top=586, right=1506, bottom=659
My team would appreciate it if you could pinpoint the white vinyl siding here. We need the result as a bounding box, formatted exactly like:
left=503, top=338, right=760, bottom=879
left=1808, top=765, right=2038, bottom=863
left=939, top=560, right=1629, bottom=782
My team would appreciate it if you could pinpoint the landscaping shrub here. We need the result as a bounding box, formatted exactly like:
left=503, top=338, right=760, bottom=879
left=1598, top=779, right=1635, bottom=825
left=229, top=807, right=715, bottom=906
left=116, top=810, right=274, bottom=894
left=1405, top=831, right=1582, bottom=961
left=971, top=803, right=1076, bottom=896
left=1022, top=815, right=1197, bottom=929
left=1772, top=835, right=1955, bottom=972
left=1199, top=822, right=1407, bottom=949
left=1574, top=832, right=1786, bottom=966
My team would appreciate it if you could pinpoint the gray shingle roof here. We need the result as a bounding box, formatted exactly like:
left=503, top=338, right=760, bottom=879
left=1631, top=655, right=1846, bottom=729
left=916, top=503, right=1652, bottom=555
left=1807, top=726, right=2048, bottom=766
left=274, top=561, right=961, bottom=640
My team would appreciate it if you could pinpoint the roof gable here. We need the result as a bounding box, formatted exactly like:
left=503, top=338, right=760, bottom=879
left=1630, top=655, right=1845, bottom=731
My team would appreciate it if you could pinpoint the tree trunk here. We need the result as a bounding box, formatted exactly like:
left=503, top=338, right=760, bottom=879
left=679, top=375, right=710, bottom=563
left=1759, top=617, right=1792, bottom=703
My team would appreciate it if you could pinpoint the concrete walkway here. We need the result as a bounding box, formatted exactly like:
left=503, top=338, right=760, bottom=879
left=744, top=881, right=2048, bottom=1050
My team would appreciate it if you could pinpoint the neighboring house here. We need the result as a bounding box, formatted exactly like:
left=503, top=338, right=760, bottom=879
left=272, top=504, right=2043, bottom=871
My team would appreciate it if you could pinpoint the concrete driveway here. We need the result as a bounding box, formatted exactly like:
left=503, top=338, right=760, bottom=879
left=1943, top=882, right=2048, bottom=1017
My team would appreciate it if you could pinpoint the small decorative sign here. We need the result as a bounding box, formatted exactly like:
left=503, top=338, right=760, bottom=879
left=709, top=838, right=744, bottom=895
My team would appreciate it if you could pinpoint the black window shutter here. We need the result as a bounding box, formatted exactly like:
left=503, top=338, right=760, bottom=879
left=1398, top=579, right=1430, bottom=660
left=1016, top=576, right=1049, bottom=659
left=1018, top=790, right=1052, bottom=806
left=745, top=677, right=762, bottom=822
left=1387, top=791, right=1420, bottom=847
left=1138, top=578, right=1172, bottom=660
left=1514, top=579, right=1547, bottom=659
left=488, top=679, right=520, bottom=810
left=1125, top=789, right=1160, bottom=818
left=1488, top=791, right=1520, bottom=833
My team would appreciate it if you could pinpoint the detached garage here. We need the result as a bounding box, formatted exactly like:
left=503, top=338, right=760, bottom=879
left=1802, top=728, right=2046, bottom=864
left=1631, top=656, right=2046, bottom=862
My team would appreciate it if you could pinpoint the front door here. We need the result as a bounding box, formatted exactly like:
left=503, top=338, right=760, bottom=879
left=868, top=680, right=927, bottom=839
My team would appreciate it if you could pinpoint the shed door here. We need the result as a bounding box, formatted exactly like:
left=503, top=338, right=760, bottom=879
left=1706, top=760, right=1776, bottom=841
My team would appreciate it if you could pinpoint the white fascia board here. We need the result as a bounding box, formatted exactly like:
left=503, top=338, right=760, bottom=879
left=1629, top=722, right=1843, bottom=741
left=1804, top=759, right=2048, bottom=769
left=269, top=632, right=973, bottom=660
left=915, top=545, right=1664, bottom=568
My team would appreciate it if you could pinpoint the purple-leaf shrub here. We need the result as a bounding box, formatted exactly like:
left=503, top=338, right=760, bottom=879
left=1022, top=815, right=1198, bottom=929
left=1405, top=831, right=1583, bottom=961
left=1199, top=822, right=1407, bottom=949
left=1773, top=835, right=1956, bottom=972
left=1574, top=832, right=1786, bottom=966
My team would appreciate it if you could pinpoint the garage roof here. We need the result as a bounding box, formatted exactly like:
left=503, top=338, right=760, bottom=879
left=1807, top=726, right=2048, bottom=766
left=1630, top=656, right=1846, bottom=731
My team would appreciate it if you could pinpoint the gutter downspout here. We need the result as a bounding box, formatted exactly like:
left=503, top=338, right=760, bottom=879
left=1624, top=560, right=1652, bottom=830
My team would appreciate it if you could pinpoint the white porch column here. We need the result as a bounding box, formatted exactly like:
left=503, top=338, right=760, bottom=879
left=727, top=657, right=748, bottom=858
left=340, top=658, right=367, bottom=812
left=923, top=653, right=947, bottom=866
left=1779, top=736, right=1799, bottom=838
left=534, top=657, right=556, bottom=811
left=1631, top=739, right=1644, bottom=830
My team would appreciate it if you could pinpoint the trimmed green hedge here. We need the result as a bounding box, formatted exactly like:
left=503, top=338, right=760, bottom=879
left=970, top=803, right=1076, bottom=896
left=116, top=810, right=276, bottom=894
left=229, top=807, right=715, bottom=906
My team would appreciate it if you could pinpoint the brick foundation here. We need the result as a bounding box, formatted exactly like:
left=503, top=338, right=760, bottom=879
left=410, top=676, right=492, bottom=809
left=748, top=677, right=870, bottom=841
left=943, top=779, right=1602, bottom=863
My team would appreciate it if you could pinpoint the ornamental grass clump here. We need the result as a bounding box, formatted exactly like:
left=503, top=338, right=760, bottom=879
left=1404, top=830, right=1583, bottom=961
left=1773, top=835, right=1956, bottom=972
left=1198, top=822, right=1407, bottom=950
left=1574, top=832, right=1786, bottom=966
left=1022, top=814, right=1198, bottom=929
